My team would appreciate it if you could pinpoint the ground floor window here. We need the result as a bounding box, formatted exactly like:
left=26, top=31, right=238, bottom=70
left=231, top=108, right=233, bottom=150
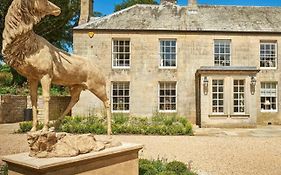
left=159, top=82, right=177, bottom=111
left=261, top=82, right=277, bottom=112
left=233, top=80, right=245, bottom=113
left=112, top=82, right=130, bottom=112
left=212, top=80, right=224, bottom=113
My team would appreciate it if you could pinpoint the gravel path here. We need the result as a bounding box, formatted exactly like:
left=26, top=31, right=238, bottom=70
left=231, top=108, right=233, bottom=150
left=0, top=124, right=281, bottom=175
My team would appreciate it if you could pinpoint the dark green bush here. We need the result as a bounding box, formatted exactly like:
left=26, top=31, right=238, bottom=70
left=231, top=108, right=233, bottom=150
left=166, top=161, right=188, bottom=174
left=157, top=171, right=177, bottom=175
left=139, top=162, right=158, bottom=175
left=0, top=164, right=8, bottom=175
left=18, top=121, right=43, bottom=133
left=139, top=159, right=197, bottom=175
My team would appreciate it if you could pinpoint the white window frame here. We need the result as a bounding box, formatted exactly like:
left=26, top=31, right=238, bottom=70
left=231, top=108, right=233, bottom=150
left=214, top=39, right=231, bottom=67
left=111, top=82, right=130, bottom=113
left=112, top=39, right=131, bottom=69
left=159, top=39, right=177, bottom=69
left=260, top=41, right=278, bottom=69
left=212, top=79, right=224, bottom=114
left=260, top=82, right=278, bottom=112
left=233, top=80, right=245, bottom=114
left=158, top=82, right=177, bottom=112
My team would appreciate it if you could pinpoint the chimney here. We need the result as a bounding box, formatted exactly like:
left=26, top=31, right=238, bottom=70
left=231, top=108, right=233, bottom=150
left=160, top=0, right=177, bottom=4
left=79, top=0, right=93, bottom=25
left=188, top=0, right=197, bottom=6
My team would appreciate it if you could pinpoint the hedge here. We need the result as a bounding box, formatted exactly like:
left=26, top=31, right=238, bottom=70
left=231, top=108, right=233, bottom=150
left=18, top=113, right=193, bottom=136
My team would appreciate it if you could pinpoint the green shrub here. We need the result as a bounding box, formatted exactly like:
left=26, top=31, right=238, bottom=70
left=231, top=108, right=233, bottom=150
left=18, top=121, right=43, bottom=133
left=0, top=164, right=8, bottom=175
left=113, top=113, right=129, bottom=124
left=18, top=114, right=193, bottom=135
left=166, top=161, right=188, bottom=174
left=157, top=171, right=177, bottom=175
left=139, top=159, right=197, bottom=175
left=139, top=162, right=158, bottom=175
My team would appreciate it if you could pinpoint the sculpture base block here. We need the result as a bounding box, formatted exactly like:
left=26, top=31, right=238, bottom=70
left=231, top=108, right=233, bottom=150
left=2, top=143, right=143, bottom=175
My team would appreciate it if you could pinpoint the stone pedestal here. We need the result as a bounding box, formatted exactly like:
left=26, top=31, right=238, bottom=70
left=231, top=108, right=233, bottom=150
left=2, top=143, right=143, bottom=175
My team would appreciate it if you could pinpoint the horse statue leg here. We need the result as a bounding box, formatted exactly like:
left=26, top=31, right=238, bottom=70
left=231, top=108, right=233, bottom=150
left=40, top=75, right=52, bottom=132
left=29, top=79, right=39, bottom=132
left=88, top=87, right=112, bottom=136
left=55, top=86, right=83, bottom=128
left=104, top=100, right=112, bottom=135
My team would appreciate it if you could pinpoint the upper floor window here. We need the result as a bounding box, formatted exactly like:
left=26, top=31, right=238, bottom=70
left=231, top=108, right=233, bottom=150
left=214, top=40, right=231, bottom=66
left=261, top=82, right=277, bottom=112
left=112, top=39, right=130, bottom=68
left=159, top=82, right=177, bottom=112
left=160, top=40, right=176, bottom=68
left=260, top=41, right=277, bottom=68
left=112, top=82, right=130, bottom=112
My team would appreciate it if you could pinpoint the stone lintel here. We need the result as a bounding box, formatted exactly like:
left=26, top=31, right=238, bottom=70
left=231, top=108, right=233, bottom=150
left=196, top=66, right=260, bottom=75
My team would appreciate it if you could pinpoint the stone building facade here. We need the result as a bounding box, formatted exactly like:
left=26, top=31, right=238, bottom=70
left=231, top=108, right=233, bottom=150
left=73, top=0, right=281, bottom=127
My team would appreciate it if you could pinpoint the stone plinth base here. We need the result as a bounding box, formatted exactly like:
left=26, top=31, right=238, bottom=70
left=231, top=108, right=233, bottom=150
left=2, top=143, right=143, bottom=175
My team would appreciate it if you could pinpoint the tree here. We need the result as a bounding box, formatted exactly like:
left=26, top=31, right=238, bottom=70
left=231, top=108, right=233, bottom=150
left=114, top=0, right=158, bottom=12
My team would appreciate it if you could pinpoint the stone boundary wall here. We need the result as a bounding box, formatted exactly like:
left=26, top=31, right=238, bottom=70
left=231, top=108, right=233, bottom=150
left=0, top=95, right=27, bottom=123
left=27, top=96, right=71, bottom=121
left=0, top=95, right=71, bottom=124
left=49, top=96, right=71, bottom=120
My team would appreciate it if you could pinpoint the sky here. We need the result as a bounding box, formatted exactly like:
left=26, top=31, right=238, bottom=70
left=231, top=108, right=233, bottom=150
left=95, top=0, right=281, bottom=15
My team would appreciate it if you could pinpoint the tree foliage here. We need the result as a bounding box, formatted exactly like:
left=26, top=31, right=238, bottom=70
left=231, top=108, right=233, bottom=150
left=114, top=0, right=158, bottom=12
left=0, top=0, right=80, bottom=85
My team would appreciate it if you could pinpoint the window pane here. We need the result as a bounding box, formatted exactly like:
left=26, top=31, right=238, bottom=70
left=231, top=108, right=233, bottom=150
left=112, top=82, right=130, bottom=111
left=160, top=40, right=177, bottom=67
left=233, top=80, right=245, bottom=113
left=260, top=82, right=278, bottom=111
left=212, top=80, right=224, bottom=113
left=214, top=40, right=231, bottom=67
left=159, top=82, right=176, bottom=111
left=112, top=39, right=130, bottom=67
left=260, top=42, right=277, bottom=68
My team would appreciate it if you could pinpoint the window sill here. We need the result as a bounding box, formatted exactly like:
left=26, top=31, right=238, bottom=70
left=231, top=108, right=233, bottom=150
left=159, top=67, right=177, bottom=70
left=230, top=114, right=250, bottom=119
left=209, top=114, right=228, bottom=118
left=112, top=111, right=130, bottom=113
left=112, top=66, right=130, bottom=69
left=260, top=110, right=278, bottom=113
left=158, top=110, right=177, bottom=113
left=260, top=67, right=277, bottom=70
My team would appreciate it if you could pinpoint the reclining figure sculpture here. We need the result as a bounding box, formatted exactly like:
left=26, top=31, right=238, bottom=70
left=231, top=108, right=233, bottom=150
left=2, top=0, right=112, bottom=135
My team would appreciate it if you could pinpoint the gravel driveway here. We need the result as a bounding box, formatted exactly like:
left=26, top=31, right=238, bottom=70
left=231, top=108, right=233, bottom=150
left=0, top=123, right=281, bottom=175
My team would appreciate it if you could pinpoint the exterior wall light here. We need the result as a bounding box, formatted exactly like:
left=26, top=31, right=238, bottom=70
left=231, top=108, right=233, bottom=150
left=250, top=76, right=257, bottom=95
left=203, top=76, right=208, bottom=95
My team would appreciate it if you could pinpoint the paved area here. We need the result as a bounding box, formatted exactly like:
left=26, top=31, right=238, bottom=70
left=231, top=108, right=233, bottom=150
left=194, top=125, right=281, bottom=137
left=0, top=123, right=281, bottom=175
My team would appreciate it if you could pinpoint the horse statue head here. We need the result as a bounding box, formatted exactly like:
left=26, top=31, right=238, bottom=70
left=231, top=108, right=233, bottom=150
left=2, top=0, right=61, bottom=53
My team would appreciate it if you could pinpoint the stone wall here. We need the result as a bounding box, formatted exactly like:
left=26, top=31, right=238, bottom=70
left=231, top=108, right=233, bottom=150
left=0, top=95, right=27, bottom=123
left=49, top=96, right=71, bottom=120
left=0, top=96, right=71, bottom=124
left=28, top=96, right=71, bottom=121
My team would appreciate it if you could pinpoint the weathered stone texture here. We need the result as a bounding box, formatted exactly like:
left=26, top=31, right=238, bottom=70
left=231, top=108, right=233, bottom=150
left=27, top=130, right=120, bottom=158
left=0, top=95, right=27, bottom=123
left=27, top=96, right=71, bottom=121
left=73, top=30, right=281, bottom=125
